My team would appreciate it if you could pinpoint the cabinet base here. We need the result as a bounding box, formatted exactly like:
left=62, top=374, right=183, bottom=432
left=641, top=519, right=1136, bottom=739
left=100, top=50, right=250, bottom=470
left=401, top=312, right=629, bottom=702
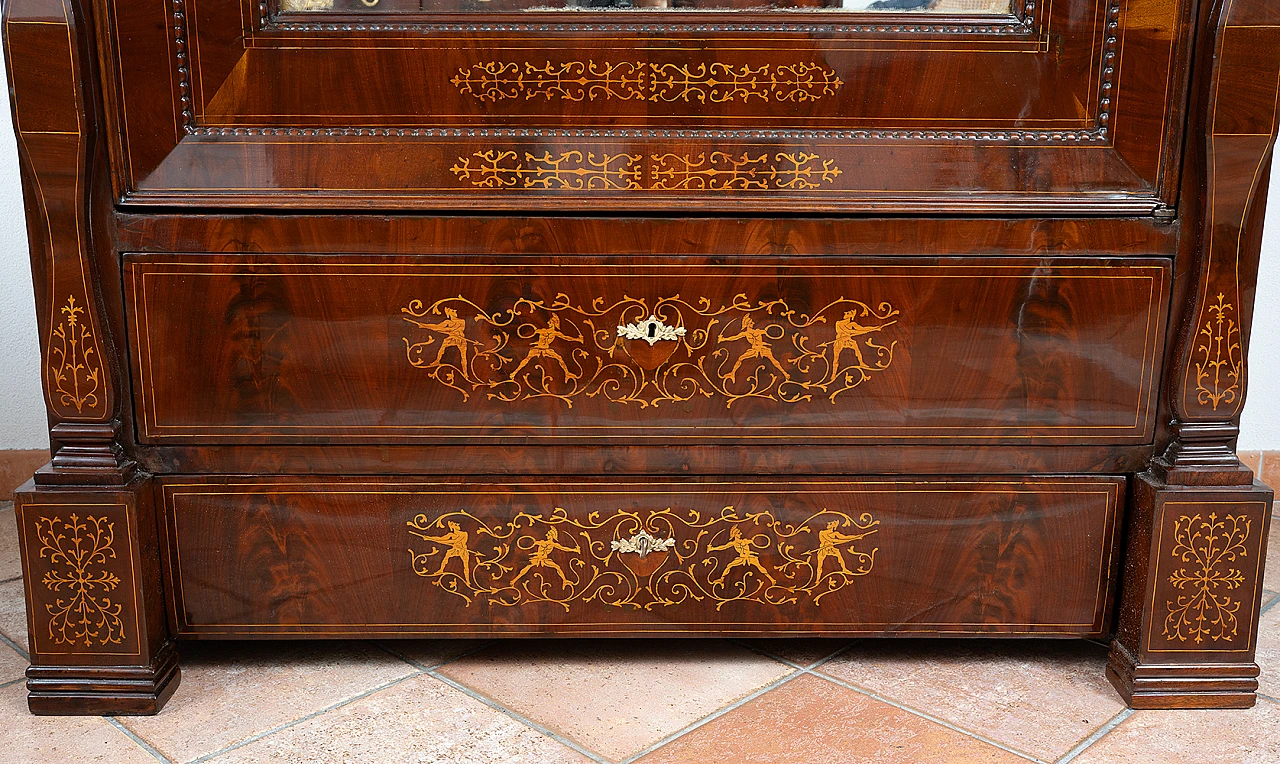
left=25, top=643, right=180, bottom=716
left=1106, top=641, right=1259, bottom=709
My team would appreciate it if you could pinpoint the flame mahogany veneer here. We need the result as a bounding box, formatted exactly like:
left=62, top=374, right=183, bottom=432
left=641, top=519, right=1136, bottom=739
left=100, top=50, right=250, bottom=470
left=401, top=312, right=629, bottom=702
left=4, top=0, right=1276, bottom=713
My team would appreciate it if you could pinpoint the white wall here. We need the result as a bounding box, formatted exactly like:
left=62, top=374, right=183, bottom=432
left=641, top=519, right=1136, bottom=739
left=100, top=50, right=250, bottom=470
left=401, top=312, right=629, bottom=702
left=1240, top=182, right=1280, bottom=450
left=0, top=54, right=46, bottom=450
left=0, top=39, right=1276, bottom=449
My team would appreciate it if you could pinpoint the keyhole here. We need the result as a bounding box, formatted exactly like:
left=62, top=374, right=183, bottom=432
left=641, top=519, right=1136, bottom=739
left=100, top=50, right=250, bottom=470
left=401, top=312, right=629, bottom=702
left=648, top=322, right=657, bottom=338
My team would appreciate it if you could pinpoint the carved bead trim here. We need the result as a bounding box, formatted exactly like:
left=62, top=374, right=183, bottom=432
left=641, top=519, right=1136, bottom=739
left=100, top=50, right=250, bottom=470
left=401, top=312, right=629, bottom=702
left=272, top=20, right=1035, bottom=36
left=1094, top=0, right=1119, bottom=136
left=187, top=125, right=1109, bottom=142
left=173, top=0, right=192, bottom=127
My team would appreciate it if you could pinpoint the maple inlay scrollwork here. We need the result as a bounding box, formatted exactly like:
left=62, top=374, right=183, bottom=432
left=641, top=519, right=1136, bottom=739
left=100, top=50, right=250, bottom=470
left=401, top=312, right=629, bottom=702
left=450, top=61, right=842, bottom=104
left=1193, top=293, right=1242, bottom=411
left=48, top=295, right=102, bottom=415
left=450, top=150, right=642, bottom=190
left=651, top=152, right=842, bottom=191
left=407, top=505, right=879, bottom=610
left=35, top=514, right=127, bottom=648
left=1162, top=513, right=1251, bottom=645
left=449, top=151, right=842, bottom=192
left=401, top=293, right=898, bottom=408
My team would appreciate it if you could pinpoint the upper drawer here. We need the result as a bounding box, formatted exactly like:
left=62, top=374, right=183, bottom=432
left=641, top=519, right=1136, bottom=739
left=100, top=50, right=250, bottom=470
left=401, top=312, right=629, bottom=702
left=100, top=0, right=1189, bottom=212
left=123, top=254, right=1170, bottom=445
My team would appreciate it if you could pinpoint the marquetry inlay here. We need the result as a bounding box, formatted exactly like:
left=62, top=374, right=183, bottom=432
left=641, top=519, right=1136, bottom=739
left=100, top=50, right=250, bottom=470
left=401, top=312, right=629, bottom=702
left=407, top=505, right=880, bottom=610
left=400, top=293, right=898, bottom=407
left=451, top=61, right=843, bottom=104
left=48, top=295, right=102, bottom=416
left=1162, top=513, right=1251, bottom=645
left=34, top=514, right=128, bottom=648
left=448, top=151, right=842, bottom=191
left=1193, top=294, right=1242, bottom=412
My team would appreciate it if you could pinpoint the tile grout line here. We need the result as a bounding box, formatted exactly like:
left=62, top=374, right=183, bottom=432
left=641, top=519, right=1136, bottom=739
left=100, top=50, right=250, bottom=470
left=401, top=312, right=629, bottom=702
left=0, top=575, right=19, bottom=585
left=0, top=628, right=28, bottom=661
left=728, top=639, right=856, bottom=673
left=107, top=716, right=173, bottom=764
left=1260, top=590, right=1280, bottom=617
left=610, top=641, right=856, bottom=763
left=1054, top=707, right=1133, bottom=763
left=615, top=668, right=808, bottom=764
left=372, top=639, right=496, bottom=673
left=810, top=669, right=1047, bottom=763
left=187, top=671, right=425, bottom=763
left=742, top=642, right=1050, bottom=763
left=426, top=667, right=613, bottom=764
left=0, top=676, right=24, bottom=689
left=369, top=642, right=615, bottom=760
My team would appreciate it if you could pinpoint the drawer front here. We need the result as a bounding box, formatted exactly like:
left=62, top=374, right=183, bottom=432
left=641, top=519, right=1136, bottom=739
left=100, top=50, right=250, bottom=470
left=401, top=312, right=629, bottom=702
left=125, top=255, right=1170, bottom=445
left=160, top=477, right=1123, bottom=637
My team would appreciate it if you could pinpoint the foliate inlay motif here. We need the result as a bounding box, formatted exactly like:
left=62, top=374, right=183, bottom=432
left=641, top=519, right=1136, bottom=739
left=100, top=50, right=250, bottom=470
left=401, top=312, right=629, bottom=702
left=449, top=151, right=842, bottom=191
left=450, top=150, right=642, bottom=190
left=652, top=152, right=842, bottom=191
left=407, top=505, right=879, bottom=610
left=401, top=294, right=898, bottom=408
left=35, top=514, right=126, bottom=647
left=48, top=295, right=101, bottom=415
left=1193, top=293, right=1242, bottom=411
left=1162, top=513, right=1251, bottom=645
left=451, top=62, right=843, bottom=104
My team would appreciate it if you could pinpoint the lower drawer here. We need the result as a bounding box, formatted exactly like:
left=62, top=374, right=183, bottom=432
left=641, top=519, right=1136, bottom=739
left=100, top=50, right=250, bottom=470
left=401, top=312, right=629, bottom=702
left=160, top=476, right=1123, bottom=637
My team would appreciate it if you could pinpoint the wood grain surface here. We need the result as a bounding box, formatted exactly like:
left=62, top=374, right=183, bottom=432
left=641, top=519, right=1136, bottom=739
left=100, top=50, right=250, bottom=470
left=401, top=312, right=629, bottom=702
left=160, top=476, right=1124, bottom=637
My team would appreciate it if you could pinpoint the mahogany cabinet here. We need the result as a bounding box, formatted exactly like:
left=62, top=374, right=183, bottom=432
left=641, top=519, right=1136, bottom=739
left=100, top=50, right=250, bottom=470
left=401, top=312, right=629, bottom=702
left=4, top=0, right=1276, bottom=714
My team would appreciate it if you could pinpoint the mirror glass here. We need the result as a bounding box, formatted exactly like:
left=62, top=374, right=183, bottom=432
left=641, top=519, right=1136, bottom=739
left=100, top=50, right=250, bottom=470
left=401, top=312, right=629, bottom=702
left=281, top=0, right=1014, bottom=14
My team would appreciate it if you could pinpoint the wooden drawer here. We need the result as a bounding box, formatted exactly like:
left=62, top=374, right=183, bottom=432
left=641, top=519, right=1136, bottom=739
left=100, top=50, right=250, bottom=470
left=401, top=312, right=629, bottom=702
left=159, top=476, right=1123, bottom=637
left=124, top=254, right=1170, bottom=445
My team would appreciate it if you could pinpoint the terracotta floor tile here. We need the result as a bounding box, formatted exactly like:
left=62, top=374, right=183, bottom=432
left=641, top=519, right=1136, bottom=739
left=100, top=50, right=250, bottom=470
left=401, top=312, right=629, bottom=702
left=378, top=639, right=490, bottom=669
left=0, top=639, right=25, bottom=684
left=1073, top=697, right=1280, bottom=763
left=1255, top=604, right=1280, bottom=699
left=638, top=673, right=1023, bottom=764
left=1241, top=451, right=1264, bottom=479
left=0, top=577, right=28, bottom=651
left=817, top=639, right=1123, bottom=761
left=122, top=640, right=416, bottom=762
left=439, top=639, right=794, bottom=761
left=737, top=638, right=853, bottom=667
left=1262, top=452, right=1280, bottom=494
left=0, top=503, right=19, bottom=582
left=213, top=672, right=591, bottom=764
left=0, top=682, right=156, bottom=763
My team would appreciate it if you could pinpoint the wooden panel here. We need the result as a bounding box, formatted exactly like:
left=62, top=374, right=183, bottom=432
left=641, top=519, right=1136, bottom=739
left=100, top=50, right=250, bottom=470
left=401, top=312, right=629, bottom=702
left=98, top=0, right=1188, bottom=210
left=124, top=255, right=1170, bottom=445
left=161, top=476, right=1124, bottom=637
